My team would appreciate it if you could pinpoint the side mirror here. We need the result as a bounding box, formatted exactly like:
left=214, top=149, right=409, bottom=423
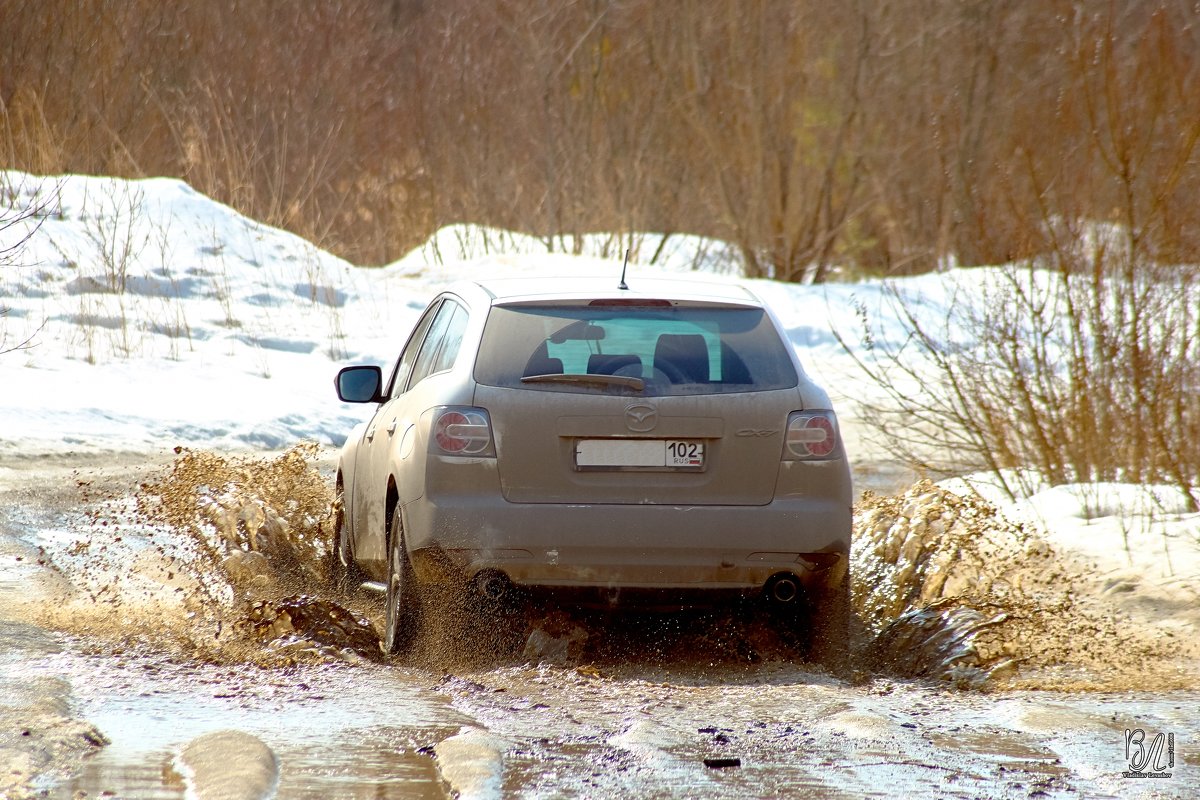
left=335, top=365, right=384, bottom=403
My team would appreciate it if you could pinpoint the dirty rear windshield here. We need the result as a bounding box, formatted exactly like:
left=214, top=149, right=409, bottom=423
left=473, top=302, right=798, bottom=396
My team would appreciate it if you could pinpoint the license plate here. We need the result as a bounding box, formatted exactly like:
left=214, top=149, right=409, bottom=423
left=575, top=439, right=705, bottom=470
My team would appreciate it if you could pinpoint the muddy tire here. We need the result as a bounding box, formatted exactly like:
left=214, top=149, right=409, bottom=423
left=383, top=505, right=421, bottom=656
left=808, top=577, right=851, bottom=669
left=330, top=489, right=366, bottom=593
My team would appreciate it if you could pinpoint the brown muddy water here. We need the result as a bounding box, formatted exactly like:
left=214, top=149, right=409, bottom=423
left=1, top=447, right=1196, bottom=799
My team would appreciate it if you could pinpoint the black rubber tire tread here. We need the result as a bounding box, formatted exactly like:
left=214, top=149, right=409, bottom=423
left=383, top=505, right=421, bottom=656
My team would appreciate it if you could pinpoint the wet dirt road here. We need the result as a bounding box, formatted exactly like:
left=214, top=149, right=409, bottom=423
left=1, top=451, right=1197, bottom=799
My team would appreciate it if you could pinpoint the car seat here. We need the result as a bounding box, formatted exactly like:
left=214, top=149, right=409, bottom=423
left=653, top=334, right=710, bottom=383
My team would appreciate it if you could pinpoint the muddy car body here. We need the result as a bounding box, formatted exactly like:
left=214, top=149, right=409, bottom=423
left=333, top=277, right=852, bottom=653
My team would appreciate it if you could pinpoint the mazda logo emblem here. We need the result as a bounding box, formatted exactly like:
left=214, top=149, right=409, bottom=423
left=625, top=403, right=658, bottom=432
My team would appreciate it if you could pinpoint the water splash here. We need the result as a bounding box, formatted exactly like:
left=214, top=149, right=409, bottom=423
left=35, top=453, right=1195, bottom=688
left=31, top=444, right=383, bottom=665
left=852, top=480, right=1183, bottom=690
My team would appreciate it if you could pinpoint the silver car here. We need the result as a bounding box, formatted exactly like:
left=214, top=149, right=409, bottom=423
left=333, top=276, right=852, bottom=656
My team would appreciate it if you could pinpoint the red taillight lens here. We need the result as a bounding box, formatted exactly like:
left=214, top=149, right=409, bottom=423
left=784, top=411, right=839, bottom=460
left=431, top=408, right=494, bottom=456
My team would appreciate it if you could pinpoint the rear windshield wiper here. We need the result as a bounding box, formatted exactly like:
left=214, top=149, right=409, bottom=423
left=521, top=373, right=645, bottom=392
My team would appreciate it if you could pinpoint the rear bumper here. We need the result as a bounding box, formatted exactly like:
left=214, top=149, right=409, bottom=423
left=403, top=494, right=851, bottom=595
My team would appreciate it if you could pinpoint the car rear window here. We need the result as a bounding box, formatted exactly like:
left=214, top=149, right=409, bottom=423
left=473, top=302, right=798, bottom=396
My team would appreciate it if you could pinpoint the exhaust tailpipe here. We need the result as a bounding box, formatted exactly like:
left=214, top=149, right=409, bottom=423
left=765, top=573, right=800, bottom=604
left=474, top=569, right=511, bottom=601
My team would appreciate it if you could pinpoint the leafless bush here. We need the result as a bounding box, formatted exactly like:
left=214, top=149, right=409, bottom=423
left=159, top=83, right=350, bottom=255
left=1, top=172, right=59, bottom=356
left=842, top=255, right=1199, bottom=510
left=81, top=181, right=146, bottom=294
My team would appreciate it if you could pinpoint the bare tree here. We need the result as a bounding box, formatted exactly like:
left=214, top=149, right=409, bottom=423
left=4, top=0, right=1199, bottom=276
left=652, top=0, right=873, bottom=282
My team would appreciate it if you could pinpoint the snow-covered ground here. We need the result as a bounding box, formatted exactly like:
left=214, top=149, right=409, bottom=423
left=2, top=171, right=1197, bottom=587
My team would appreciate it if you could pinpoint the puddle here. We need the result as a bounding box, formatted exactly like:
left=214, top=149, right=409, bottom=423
left=27, top=651, right=465, bottom=799
left=18, top=449, right=1195, bottom=691
left=15, top=450, right=1198, bottom=693
left=927, top=729, right=1068, bottom=772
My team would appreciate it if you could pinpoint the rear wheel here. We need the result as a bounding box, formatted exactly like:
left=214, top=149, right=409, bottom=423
left=808, top=577, right=851, bottom=668
left=330, top=488, right=366, bottom=593
left=383, top=505, right=421, bottom=656
left=764, top=575, right=850, bottom=667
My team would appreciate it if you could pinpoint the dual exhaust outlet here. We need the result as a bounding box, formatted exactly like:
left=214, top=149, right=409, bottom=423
left=473, top=569, right=805, bottom=604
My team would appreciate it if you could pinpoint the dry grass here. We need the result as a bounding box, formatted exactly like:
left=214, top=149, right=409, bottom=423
left=3, top=2, right=1198, bottom=273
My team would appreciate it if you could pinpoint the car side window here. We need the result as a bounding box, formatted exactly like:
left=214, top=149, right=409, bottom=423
left=430, top=302, right=469, bottom=375
left=387, top=301, right=441, bottom=399
left=408, top=299, right=465, bottom=390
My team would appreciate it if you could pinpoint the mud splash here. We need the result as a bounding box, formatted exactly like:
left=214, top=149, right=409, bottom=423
left=36, top=450, right=1197, bottom=690
left=852, top=480, right=1189, bottom=690
left=36, top=444, right=383, bottom=665
left=239, top=594, right=381, bottom=663
left=137, top=443, right=333, bottom=594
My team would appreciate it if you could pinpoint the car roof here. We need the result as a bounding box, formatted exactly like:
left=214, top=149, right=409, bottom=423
left=457, top=276, right=764, bottom=307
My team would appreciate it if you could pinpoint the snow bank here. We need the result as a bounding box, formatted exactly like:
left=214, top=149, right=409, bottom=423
left=0, top=172, right=876, bottom=455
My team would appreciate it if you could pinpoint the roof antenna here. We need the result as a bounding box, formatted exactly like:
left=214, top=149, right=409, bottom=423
left=618, top=248, right=630, bottom=290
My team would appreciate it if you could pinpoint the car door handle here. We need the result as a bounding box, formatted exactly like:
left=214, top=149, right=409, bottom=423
left=387, top=420, right=398, bottom=436
left=366, top=426, right=376, bottom=442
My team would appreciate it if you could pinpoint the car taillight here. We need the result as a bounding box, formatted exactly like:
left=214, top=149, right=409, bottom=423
left=430, top=407, right=495, bottom=456
left=784, top=411, right=839, bottom=460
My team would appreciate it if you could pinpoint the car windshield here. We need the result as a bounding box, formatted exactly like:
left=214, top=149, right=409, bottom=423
left=473, top=302, right=798, bottom=396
